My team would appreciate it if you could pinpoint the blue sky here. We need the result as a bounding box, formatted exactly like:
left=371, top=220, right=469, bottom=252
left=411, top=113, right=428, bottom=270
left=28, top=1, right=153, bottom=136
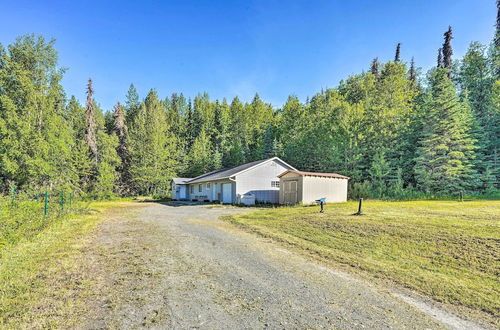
left=0, top=0, right=496, bottom=110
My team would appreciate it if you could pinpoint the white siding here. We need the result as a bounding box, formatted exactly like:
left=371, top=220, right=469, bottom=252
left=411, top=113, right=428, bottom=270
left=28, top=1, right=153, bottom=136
left=235, top=159, right=291, bottom=203
left=301, top=176, right=348, bottom=204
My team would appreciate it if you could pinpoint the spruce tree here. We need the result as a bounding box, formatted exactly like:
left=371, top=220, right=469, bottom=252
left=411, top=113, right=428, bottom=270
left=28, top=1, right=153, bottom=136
left=370, top=57, right=380, bottom=76
left=85, top=78, right=98, bottom=164
left=125, top=83, right=140, bottom=123
left=394, top=43, right=401, bottom=62
left=437, top=48, right=444, bottom=68
left=443, top=26, right=453, bottom=76
left=112, top=102, right=130, bottom=194
left=409, top=57, right=416, bottom=83
left=414, top=68, right=478, bottom=193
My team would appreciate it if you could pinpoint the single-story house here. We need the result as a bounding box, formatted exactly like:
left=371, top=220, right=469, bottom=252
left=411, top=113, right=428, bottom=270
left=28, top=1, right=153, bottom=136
left=170, top=157, right=349, bottom=205
left=278, top=170, right=350, bottom=205
left=171, top=157, right=296, bottom=204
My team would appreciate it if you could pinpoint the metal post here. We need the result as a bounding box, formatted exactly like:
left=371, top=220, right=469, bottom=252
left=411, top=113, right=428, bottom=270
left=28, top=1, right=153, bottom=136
left=44, top=191, right=49, bottom=216
left=354, top=198, right=363, bottom=215
left=69, top=192, right=73, bottom=208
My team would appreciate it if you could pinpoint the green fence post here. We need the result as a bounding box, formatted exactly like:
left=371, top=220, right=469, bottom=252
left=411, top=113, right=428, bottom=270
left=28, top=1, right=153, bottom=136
left=44, top=191, right=49, bottom=216
left=69, top=192, right=73, bottom=209
left=59, top=191, right=64, bottom=211
left=10, top=185, right=16, bottom=208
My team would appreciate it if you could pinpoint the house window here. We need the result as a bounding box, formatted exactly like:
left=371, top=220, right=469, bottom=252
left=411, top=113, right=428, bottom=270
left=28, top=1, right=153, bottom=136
left=190, top=185, right=194, bottom=194
left=199, top=184, right=202, bottom=192
left=271, top=181, right=280, bottom=188
left=207, top=183, right=211, bottom=189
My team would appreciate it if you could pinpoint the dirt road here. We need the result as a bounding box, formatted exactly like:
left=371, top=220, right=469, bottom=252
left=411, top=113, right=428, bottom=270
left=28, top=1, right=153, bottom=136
left=79, top=202, right=482, bottom=329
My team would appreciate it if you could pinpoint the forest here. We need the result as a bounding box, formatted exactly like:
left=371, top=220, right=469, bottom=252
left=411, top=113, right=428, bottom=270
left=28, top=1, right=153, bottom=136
left=0, top=2, right=498, bottom=200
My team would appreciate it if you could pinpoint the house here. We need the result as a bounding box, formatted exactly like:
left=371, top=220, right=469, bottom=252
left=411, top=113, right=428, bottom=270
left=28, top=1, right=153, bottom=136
left=278, top=170, right=349, bottom=205
left=171, top=178, right=192, bottom=200
left=171, top=157, right=296, bottom=204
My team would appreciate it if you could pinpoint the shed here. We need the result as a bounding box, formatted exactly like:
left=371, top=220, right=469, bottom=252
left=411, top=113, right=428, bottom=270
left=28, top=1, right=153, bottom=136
left=278, top=170, right=349, bottom=205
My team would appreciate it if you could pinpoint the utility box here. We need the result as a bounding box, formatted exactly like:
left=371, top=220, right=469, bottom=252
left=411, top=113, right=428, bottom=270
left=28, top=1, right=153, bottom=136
left=237, top=193, right=255, bottom=206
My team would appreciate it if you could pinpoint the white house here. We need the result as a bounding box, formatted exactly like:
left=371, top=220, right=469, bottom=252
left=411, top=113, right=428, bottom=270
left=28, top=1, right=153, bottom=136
left=171, top=157, right=296, bottom=204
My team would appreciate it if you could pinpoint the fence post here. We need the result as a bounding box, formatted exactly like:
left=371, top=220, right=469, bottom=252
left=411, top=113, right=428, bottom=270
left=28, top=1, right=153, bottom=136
left=354, top=198, right=363, bottom=215
left=44, top=191, right=49, bottom=216
left=10, top=185, right=16, bottom=208
left=69, top=192, right=73, bottom=209
left=59, top=191, right=64, bottom=211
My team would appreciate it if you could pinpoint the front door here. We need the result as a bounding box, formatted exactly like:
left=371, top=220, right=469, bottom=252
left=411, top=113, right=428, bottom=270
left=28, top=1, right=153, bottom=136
left=284, top=180, right=298, bottom=205
left=222, top=183, right=232, bottom=204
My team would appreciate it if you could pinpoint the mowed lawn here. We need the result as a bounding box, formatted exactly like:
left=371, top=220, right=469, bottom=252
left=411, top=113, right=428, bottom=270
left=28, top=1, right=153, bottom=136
left=227, top=200, right=499, bottom=319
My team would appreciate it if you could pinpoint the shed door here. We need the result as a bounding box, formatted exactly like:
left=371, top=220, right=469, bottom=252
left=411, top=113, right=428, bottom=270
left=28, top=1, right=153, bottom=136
left=222, top=183, right=232, bottom=204
left=284, top=180, right=298, bottom=205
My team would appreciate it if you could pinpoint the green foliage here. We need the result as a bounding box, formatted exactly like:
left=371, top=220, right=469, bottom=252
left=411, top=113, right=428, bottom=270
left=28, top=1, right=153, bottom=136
left=415, top=68, right=478, bottom=193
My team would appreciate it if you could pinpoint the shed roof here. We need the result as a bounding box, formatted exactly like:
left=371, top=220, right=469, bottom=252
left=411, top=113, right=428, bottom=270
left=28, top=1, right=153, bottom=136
left=187, top=157, right=296, bottom=184
left=171, top=177, right=193, bottom=184
left=278, top=170, right=350, bottom=179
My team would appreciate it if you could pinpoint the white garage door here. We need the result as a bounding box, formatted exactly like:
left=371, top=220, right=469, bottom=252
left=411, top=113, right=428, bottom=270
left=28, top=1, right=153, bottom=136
left=222, top=183, right=232, bottom=204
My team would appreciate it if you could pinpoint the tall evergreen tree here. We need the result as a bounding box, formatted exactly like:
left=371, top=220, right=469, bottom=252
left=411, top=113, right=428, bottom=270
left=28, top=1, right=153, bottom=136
left=85, top=78, right=98, bottom=164
left=370, top=57, right=380, bottom=76
left=394, top=43, right=401, bottom=62
left=437, top=48, right=444, bottom=68
left=409, top=57, right=417, bottom=83
left=443, top=26, right=453, bottom=76
left=112, top=102, right=130, bottom=194
left=128, top=89, right=179, bottom=195
left=415, top=68, right=478, bottom=193
left=125, top=83, right=140, bottom=123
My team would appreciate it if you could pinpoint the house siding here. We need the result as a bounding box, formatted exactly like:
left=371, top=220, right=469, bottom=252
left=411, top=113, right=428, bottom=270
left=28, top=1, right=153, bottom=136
left=235, top=160, right=290, bottom=204
left=301, top=176, right=348, bottom=204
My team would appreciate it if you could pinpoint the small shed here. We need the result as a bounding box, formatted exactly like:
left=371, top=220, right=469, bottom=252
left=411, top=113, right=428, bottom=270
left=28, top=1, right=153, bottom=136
left=278, top=170, right=349, bottom=205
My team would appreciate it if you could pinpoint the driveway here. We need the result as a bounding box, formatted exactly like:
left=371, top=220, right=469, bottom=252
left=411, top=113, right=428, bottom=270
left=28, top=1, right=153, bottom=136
left=81, top=203, right=481, bottom=329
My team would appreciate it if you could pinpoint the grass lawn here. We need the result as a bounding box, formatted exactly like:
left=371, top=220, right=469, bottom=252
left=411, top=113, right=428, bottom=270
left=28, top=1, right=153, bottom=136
left=226, top=200, right=500, bottom=321
left=0, top=201, right=124, bottom=328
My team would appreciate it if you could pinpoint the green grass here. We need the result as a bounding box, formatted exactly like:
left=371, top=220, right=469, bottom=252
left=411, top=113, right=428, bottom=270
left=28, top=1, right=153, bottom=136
left=226, top=200, right=500, bottom=320
left=0, top=201, right=123, bottom=328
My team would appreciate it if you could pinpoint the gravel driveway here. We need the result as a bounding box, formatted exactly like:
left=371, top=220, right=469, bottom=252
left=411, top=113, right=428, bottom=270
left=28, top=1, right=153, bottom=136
left=81, top=202, right=482, bottom=329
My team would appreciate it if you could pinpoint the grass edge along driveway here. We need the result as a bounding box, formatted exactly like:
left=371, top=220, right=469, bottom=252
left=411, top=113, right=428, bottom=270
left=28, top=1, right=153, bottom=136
left=225, top=200, right=500, bottom=325
left=0, top=201, right=127, bottom=329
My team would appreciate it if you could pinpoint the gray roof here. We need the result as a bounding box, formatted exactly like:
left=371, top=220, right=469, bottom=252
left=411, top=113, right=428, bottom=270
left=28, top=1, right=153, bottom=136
left=187, top=157, right=295, bottom=184
left=171, top=177, right=193, bottom=184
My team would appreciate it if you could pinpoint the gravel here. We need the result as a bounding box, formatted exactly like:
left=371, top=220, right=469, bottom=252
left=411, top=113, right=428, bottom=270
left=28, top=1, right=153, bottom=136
left=80, top=203, right=483, bottom=329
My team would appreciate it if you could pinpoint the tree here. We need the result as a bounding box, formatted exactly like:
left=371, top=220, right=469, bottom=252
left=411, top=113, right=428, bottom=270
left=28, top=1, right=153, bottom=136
left=129, top=90, right=179, bottom=195
left=112, top=102, right=130, bottom=194
left=370, top=57, right=380, bottom=76
left=437, top=48, right=444, bottom=68
left=85, top=78, right=98, bottom=164
left=409, top=57, right=417, bottom=83
left=414, top=68, right=478, bottom=193
left=443, top=26, right=453, bottom=76
left=125, top=83, right=140, bottom=123
left=394, top=43, right=401, bottom=62
left=0, top=34, right=74, bottom=191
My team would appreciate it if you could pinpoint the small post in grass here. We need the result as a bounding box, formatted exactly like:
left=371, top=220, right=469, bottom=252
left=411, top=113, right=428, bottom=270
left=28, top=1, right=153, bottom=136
left=354, top=198, right=363, bottom=215
left=59, top=191, right=64, bottom=211
left=69, top=192, right=73, bottom=209
left=44, top=191, right=49, bottom=216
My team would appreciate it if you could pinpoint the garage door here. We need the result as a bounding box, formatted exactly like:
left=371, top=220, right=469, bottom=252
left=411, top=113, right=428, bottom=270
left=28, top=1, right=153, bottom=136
left=222, top=183, right=232, bottom=204
left=283, top=180, right=298, bottom=205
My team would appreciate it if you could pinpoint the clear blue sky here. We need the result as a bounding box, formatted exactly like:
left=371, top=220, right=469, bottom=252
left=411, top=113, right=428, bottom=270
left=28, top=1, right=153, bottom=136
left=0, top=0, right=496, bottom=110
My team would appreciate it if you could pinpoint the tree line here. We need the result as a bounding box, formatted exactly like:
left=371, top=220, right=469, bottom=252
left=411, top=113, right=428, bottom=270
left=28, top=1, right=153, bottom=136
left=0, top=1, right=499, bottom=199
